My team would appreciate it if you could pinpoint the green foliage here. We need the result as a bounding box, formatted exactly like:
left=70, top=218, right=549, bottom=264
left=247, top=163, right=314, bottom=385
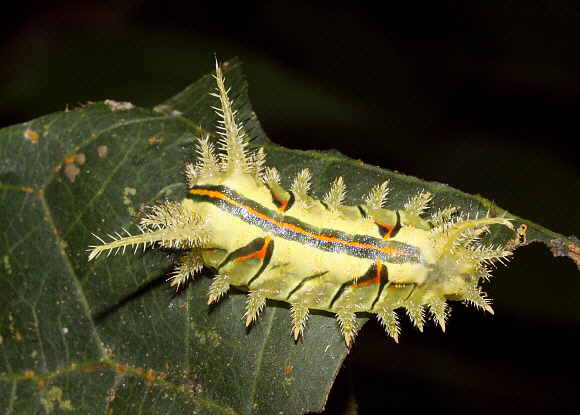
left=1, top=58, right=578, bottom=414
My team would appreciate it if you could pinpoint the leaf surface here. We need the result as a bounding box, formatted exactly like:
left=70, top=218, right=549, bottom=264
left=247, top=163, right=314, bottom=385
left=1, top=58, right=578, bottom=414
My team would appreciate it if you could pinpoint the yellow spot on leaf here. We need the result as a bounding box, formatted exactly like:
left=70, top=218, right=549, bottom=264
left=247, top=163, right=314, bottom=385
left=3, top=256, right=11, bottom=275
left=115, top=363, right=128, bottom=373
left=41, top=387, right=73, bottom=412
left=24, top=129, right=38, bottom=143
left=123, top=187, right=137, bottom=215
left=145, top=369, right=156, bottom=381
left=63, top=155, right=76, bottom=165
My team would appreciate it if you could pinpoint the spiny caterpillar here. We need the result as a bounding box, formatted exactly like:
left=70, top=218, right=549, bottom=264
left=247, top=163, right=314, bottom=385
left=89, top=59, right=514, bottom=346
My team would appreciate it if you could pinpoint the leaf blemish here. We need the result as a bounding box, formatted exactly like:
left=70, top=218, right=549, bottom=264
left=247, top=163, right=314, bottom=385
left=123, top=187, right=137, bottom=215
left=97, top=145, right=108, bottom=158
left=23, top=129, right=38, bottom=143
left=185, top=375, right=203, bottom=396
left=63, top=153, right=84, bottom=182
left=40, top=386, right=73, bottom=411
left=507, top=224, right=527, bottom=250
left=104, top=99, right=134, bottom=111
left=3, top=255, right=11, bottom=275
left=64, top=163, right=80, bottom=182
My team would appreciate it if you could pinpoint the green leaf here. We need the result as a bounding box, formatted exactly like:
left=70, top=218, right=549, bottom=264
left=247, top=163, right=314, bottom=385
left=1, top=57, right=578, bottom=414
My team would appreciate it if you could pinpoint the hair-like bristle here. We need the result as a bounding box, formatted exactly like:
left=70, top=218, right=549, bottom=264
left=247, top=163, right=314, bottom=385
left=430, top=205, right=458, bottom=228
left=88, top=202, right=210, bottom=262
left=461, top=283, right=494, bottom=314
left=376, top=308, right=400, bottom=343
left=335, top=310, right=356, bottom=347
left=324, top=177, right=346, bottom=210
left=291, top=303, right=310, bottom=340
left=405, top=301, right=425, bottom=331
left=427, top=296, right=449, bottom=332
left=250, top=147, right=267, bottom=177
left=291, top=168, right=312, bottom=197
left=404, top=191, right=432, bottom=216
left=169, top=249, right=204, bottom=289
left=207, top=274, right=231, bottom=305
left=465, top=245, right=513, bottom=264
left=262, top=166, right=281, bottom=186
left=210, top=59, right=250, bottom=173
left=189, top=133, right=219, bottom=184
left=245, top=290, right=267, bottom=326
left=432, top=216, right=513, bottom=254
left=364, top=180, right=390, bottom=211
left=88, top=228, right=157, bottom=261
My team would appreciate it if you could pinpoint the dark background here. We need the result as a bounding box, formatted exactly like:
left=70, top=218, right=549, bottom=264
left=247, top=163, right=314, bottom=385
left=2, top=1, right=579, bottom=414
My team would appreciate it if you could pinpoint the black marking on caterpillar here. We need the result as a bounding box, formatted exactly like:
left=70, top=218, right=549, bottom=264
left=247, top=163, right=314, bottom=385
left=88, top=58, right=514, bottom=346
left=186, top=185, right=423, bottom=264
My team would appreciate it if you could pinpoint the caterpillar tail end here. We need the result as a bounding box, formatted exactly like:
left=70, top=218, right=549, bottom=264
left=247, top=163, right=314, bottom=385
left=88, top=201, right=211, bottom=262
left=87, top=228, right=166, bottom=261
left=87, top=230, right=152, bottom=261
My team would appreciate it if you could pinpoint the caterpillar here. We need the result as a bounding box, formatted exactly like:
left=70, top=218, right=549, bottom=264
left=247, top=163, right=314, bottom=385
left=89, top=59, right=514, bottom=346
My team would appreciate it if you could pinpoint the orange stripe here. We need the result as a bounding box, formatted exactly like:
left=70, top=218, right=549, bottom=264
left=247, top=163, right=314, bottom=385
left=189, top=188, right=408, bottom=258
left=374, top=219, right=396, bottom=239
left=234, top=236, right=273, bottom=263
left=270, top=189, right=289, bottom=212
left=355, top=260, right=382, bottom=286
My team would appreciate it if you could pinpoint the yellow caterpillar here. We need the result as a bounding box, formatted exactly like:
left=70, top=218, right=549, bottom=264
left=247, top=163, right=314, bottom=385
left=89, top=59, right=513, bottom=346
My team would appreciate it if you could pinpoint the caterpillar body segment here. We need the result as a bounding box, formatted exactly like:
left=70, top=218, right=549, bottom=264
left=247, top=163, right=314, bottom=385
left=89, top=59, right=514, bottom=346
